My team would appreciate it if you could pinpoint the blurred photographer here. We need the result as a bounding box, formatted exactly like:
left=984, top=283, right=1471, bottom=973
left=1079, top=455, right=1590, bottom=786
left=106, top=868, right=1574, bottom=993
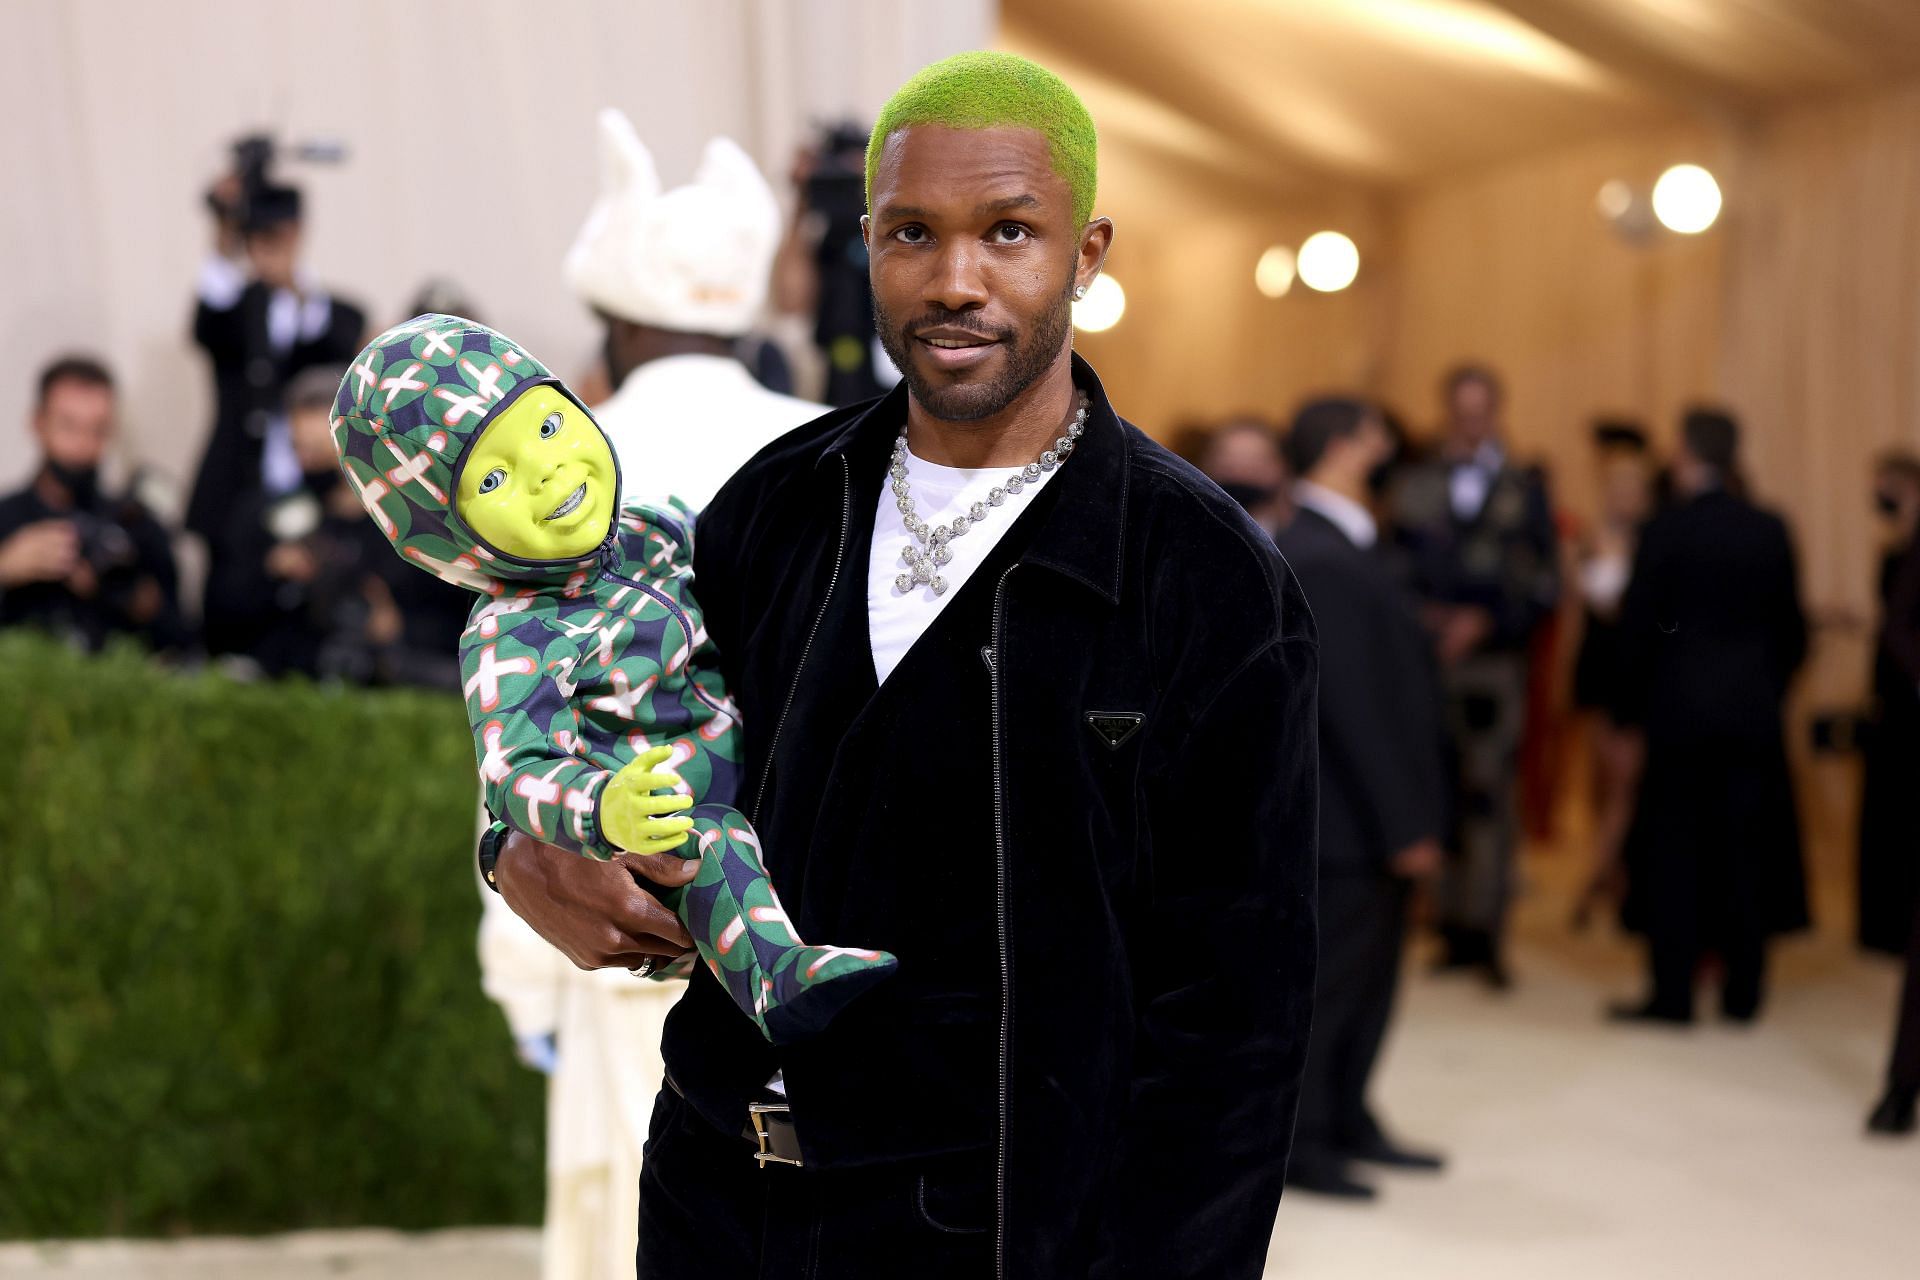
left=770, top=122, right=899, bottom=406
left=563, top=109, right=823, bottom=512
left=206, top=367, right=467, bottom=686
left=189, top=137, right=365, bottom=656
left=0, top=356, right=183, bottom=652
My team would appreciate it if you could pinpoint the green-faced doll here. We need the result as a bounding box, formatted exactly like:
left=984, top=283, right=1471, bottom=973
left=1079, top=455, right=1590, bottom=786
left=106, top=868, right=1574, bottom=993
left=330, top=314, right=895, bottom=1043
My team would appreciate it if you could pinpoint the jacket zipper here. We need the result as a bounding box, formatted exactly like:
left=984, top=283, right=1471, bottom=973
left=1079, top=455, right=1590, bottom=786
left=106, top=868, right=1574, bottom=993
left=622, top=579, right=735, bottom=721
left=750, top=454, right=851, bottom=825
left=986, top=562, right=1019, bottom=1280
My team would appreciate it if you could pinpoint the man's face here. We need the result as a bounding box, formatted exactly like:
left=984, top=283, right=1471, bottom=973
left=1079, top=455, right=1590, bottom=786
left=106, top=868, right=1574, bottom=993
left=1875, top=467, right=1919, bottom=522
left=1446, top=378, right=1498, bottom=449
left=865, top=125, right=1089, bottom=422
left=290, top=406, right=338, bottom=474
left=245, top=222, right=302, bottom=291
left=1598, top=451, right=1651, bottom=523
left=1352, top=413, right=1393, bottom=473
left=1200, top=426, right=1285, bottom=493
left=34, top=380, right=114, bottom=472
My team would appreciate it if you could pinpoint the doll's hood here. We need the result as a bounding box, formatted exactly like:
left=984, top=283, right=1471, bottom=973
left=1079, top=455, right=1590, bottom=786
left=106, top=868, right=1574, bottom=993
left=329, top=313, right=621, bottom=594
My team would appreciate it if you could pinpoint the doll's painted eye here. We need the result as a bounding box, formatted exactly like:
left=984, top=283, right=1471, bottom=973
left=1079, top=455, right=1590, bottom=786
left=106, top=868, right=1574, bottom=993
left=478, top=467, right=506, bottom=493
left=540, top=412, right=563, bottom=439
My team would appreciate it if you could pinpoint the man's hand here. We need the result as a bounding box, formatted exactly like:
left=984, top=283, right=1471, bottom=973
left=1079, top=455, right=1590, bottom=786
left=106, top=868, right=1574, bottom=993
left=1389, top=836, right=1444, bottom=880
left=0, top=521, right=80, bottom=588
left=265, top=541, right=318, bottom=583
left=493, top=829, right=697, bottom=972
left=127, top=577, right=164, bottom=625
left=207, top=171, right=245, bottom=258
left=361, top=575, right=403, bottom=646
left=1436, top=605, right=1494, bottom=666
left=64, top=560, right=98, bottom=600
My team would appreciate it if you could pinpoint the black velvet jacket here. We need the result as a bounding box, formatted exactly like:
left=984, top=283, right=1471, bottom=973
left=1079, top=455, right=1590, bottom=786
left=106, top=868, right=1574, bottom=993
left=665, top=355, right=1318, bottom=1279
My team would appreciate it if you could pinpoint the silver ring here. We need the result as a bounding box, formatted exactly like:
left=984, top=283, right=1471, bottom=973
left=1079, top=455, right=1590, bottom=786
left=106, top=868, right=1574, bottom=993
left=629, top=958, right=657, bottom=980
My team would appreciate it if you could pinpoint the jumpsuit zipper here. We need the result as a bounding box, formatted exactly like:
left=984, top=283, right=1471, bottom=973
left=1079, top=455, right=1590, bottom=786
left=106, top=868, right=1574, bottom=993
left=986, top=562, right=1019, bottom=1280
left=624, top=578, right=734, bottom=722
left=751, top=454, right=852, bottom=825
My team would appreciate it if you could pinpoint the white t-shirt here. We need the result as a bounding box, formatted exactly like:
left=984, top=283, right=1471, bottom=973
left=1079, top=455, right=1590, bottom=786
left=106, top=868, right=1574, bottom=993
left=867, top=444, right=1059, bottom=685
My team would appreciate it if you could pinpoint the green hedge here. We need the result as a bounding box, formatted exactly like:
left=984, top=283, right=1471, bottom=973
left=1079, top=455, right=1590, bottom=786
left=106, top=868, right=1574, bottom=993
left=0, top=634, right=543, bottom=1238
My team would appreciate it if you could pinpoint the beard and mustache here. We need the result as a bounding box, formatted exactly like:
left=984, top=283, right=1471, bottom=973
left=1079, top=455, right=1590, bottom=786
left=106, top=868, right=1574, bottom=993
left=873, top=275, right=1076, bottom=423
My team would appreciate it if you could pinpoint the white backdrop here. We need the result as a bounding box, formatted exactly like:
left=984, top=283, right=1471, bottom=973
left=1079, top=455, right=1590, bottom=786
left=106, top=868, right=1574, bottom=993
left=0, top=0, right=992, bottom=504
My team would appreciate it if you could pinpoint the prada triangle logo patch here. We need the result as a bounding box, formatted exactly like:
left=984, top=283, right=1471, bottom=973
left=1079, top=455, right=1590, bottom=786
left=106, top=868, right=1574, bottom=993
left=1086, top=711, right=1144, bottom=750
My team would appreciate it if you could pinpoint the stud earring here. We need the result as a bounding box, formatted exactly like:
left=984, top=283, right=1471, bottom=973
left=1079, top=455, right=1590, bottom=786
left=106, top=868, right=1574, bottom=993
left=1073, top=285, right=1087, bottom=300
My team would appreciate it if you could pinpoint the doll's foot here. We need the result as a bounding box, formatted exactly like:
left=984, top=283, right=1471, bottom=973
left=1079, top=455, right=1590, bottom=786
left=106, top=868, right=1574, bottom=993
left=757, top=946, right=899, bottom=1044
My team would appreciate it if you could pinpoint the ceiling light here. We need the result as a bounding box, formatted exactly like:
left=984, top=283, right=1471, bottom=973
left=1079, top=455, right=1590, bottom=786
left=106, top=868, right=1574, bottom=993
left=1651, top=164, right=1721, bottom=234
left=1596, top=179, right=1634, bottom=222
left=1073, top=275, right=1126, bottom=333
left=1255, top=246, right=1296, bottom=299
left=1297, top=232, right=1360, bottom=293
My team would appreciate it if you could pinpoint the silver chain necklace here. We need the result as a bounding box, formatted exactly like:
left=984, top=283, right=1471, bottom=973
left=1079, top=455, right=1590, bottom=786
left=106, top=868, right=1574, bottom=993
left=890, top=390, right=1090, bottom=597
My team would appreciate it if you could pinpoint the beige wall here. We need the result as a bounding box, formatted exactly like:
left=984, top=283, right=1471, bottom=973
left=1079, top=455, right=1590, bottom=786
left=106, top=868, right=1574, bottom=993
left=1380, top=126, right=1727, bottom=509
left=0, top=0, right=992, bottom=503
left=1379, top=81, right=1920, bottom=784
left=1383, top=86, right=1920, bottom=623
left=1094, top=79, right=1920, bottom=621
left=1072, top=134, right=1392, bottom=436
left=1086, top=80, right=1920, bottom=881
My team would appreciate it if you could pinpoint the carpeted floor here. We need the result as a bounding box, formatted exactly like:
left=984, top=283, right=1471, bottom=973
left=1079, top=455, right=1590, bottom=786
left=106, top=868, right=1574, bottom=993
left=1266, top=850, right=1919, bottom=1278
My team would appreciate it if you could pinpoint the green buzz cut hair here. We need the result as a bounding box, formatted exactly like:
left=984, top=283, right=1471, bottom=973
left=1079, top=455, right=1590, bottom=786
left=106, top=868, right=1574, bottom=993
left=866, top=51, right=1098, bottom=226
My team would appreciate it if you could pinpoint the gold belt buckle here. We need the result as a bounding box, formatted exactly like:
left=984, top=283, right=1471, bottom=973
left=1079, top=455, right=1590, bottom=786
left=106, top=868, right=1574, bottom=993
left=748, top=1101, right=801, bottom=1168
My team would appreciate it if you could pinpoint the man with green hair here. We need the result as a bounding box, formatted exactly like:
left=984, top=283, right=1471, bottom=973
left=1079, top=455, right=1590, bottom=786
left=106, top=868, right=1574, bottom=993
left=492, top=50, right=1318, bottom=1279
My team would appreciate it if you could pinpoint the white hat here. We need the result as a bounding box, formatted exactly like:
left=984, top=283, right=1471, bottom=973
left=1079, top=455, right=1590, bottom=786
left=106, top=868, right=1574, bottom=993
left=564, top=109, right=782, bottom=337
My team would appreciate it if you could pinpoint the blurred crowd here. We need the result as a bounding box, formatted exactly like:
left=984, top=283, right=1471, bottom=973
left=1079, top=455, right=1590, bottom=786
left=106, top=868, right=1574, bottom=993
left=0, top=123, right=886, bottom=689
left=1184, top=367, right=1920, bottom=1194
left=0, top=162, right=473, bottom=687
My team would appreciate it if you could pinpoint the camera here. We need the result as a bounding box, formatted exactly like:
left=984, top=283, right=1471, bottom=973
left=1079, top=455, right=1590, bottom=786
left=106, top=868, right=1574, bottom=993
left=205, top=132, right=348, bottom=229
left=802, top=122, right=890, bottom=406
left=803, top=122, right=870, bottom=231
left=64, top=501, right=150, bottom=626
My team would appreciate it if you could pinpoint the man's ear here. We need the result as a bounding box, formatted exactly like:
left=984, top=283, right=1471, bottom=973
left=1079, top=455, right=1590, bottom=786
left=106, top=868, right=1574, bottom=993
left=1075, top=217, right=1114, bottom=293
left=860, top=214, right=873, bottom=253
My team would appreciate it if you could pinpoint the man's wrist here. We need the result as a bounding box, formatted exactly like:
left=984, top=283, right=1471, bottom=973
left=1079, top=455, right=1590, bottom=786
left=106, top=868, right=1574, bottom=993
left=477, top=821, right=510, bottom=893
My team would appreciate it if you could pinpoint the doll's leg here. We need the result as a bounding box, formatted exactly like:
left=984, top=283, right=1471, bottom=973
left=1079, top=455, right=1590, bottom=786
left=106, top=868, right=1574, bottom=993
left=660, top=804, right=897, bottom=1044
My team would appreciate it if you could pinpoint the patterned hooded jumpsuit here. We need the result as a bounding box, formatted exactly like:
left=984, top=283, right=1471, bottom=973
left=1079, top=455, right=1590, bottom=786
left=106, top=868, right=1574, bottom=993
left=329, top=314, right=895, bottom=1044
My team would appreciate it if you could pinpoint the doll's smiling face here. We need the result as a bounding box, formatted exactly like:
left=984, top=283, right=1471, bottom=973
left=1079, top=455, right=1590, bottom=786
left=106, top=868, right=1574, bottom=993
left=456, top=385, right=616, bottom=561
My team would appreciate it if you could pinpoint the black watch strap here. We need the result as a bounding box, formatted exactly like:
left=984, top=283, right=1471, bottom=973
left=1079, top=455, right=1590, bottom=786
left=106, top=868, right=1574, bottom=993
left=477, top=820, right=509, bottom=894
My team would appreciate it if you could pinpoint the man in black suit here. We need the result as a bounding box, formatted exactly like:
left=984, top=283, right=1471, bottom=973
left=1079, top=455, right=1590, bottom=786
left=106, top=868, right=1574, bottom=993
left=188, top=174, right=365, bottom=655
left=1278, top=398, right=1449, bottom=1199
left=1387, top=365, right=1558, bottom=987
left=1612, top=408, right=1808, bottom=1024
left=0, top=356, right=183, bottom=652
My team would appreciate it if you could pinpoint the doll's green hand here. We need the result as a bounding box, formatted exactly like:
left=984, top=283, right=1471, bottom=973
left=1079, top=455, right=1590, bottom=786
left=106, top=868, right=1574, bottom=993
left=602, top=745, right=696, bottom=855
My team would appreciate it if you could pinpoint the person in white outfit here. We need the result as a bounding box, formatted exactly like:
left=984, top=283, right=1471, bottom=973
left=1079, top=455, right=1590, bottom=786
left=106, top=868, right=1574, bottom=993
left=567, top=108, right=825, bottom=511
left=474, top=107, right=827, bottom=1280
